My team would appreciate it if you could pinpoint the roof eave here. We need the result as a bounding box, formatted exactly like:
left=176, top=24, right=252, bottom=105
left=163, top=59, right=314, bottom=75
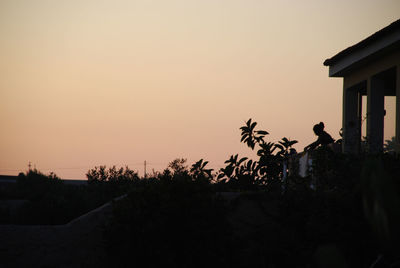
left=325, top=29, right=400, bottom=77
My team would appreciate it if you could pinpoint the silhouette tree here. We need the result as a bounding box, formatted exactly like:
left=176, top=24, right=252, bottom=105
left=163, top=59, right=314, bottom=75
left=86, top=165, right=139, bottom=182
left=218, top=118, right=298, bottom=186
left=166, top=158, right=189, bottom=176
left=190, top=159, right=213, bottom=181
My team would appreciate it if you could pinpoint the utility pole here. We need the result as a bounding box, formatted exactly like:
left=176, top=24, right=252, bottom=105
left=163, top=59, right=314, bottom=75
left=144, top=160, right=147, bottom=178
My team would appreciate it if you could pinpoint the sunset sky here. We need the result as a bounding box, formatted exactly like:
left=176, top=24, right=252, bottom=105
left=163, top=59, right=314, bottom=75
left=1, top=0, right=399, bottom=179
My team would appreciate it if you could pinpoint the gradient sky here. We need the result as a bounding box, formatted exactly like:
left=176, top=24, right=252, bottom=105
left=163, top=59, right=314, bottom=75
left=0, top=0, right=399, bottom=179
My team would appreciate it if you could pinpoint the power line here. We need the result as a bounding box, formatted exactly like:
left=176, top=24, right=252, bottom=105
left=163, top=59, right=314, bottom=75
left=0, top=169, right=23, bottom=172
left=0, top=162, right=169, bottom=171
left=0, top=161, right=227, bottom=175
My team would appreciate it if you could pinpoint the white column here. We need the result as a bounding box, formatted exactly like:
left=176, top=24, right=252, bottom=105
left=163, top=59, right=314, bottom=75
left=396, top=66, right=400, bottom=149
left=367, top=76, right=385, bottom=153
left=343, top=86, right=359, bottom=153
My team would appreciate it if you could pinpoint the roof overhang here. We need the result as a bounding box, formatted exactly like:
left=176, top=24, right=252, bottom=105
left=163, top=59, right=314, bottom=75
left=324, top=19, right=400, bottom=77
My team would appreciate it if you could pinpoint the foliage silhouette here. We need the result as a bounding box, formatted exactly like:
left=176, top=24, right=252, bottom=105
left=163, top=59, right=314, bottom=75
left=218, top=118, right=297, bottom=188
left=190, top=159, right=213, bottom=181
left=384, top=136, right=400, bottom=154
left=1, top=168, right=140, bottom=224
left=86, top=165, right=139, bottom=183
left=361, top=156, right=400, bottom=256
left=105, top=177, right=237, bottom=268
left=102, top=152, right=400, bottom=267
left=240, top=118, right=269, bottom=149
left=165, top=158, right=189, bottom=177
left=2, top=120, right=400, bottom=267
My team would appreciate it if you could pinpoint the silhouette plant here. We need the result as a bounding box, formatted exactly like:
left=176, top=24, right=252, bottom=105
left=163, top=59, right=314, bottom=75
left=166, top=158, right=189, bottom=176
left=240, top=118, right=269, bottom=149
left=276, top=137, right=298, bottom=157
left=2, top=169, right=133, bottom=225
left=217, top=154, right=248, bottom=182
left=105, top=177, right=236, bottom=268
left=190, top=159, right=213, bottom=181
left=384, top=136, right=400, bottom=154
left=86, top=165, right=139, bottom=183
left=218, top=118, right=298, bottom=187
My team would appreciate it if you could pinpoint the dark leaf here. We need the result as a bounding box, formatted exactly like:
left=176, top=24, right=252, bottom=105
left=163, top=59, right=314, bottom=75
left=256, top=130, right=269, bottom=135
left=250, top=121, right=257, bottom=131
left=238, top=157, right=248, bottom=165
left=290, top=140, right=298, bottom=146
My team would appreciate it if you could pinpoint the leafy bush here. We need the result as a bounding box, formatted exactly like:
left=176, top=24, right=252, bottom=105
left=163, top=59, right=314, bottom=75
left=86, top=165, right=139, bottom=183
left=3, top=119, right=400, bottom=267
left=217, top=118, right=297, bottom=189
left=105, top=177, right=237, bottom=268
left=1, top=169, right=138, bottom=225
left=103, top=157, right=400, bottom=267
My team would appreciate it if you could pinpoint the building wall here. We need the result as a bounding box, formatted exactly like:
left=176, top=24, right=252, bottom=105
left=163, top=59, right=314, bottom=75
left=343, top=50, right=400, bottom=89
left=341, top=49, right=400, bottom=153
